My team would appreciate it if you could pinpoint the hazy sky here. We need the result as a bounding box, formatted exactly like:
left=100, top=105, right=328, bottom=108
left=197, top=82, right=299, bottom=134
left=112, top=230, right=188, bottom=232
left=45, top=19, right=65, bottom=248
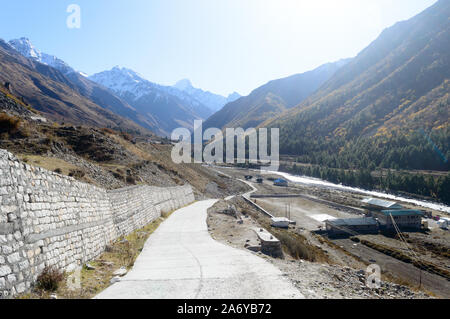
left=0, top=0, right=437, bottom=96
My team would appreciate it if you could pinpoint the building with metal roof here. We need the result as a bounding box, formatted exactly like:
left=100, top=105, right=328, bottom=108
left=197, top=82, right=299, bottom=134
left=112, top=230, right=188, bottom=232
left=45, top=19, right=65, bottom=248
left=361, top=198, right=403, bottom=210
left=380, top=210, right=424, bottom=217
left=373, top=209, right=424, bottom=231
left=325, top=217, right=379, bottom=237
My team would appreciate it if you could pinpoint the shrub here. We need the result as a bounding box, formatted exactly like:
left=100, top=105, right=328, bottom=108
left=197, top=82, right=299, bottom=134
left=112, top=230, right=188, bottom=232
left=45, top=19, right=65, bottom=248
left=0, top=112, right=21, bottom=135
left=54, top=168, right=62, bottom=174
left=100, top=127, right=116, bottom=135
left=112, top=170, right=125, bottom=181
left=69, top=170, right=85, bottom=179
left=36, top=267, right=64, bottom=292
left=126, top=176, right=136, bottom=184
left=121, top=132, right=133, bottom=142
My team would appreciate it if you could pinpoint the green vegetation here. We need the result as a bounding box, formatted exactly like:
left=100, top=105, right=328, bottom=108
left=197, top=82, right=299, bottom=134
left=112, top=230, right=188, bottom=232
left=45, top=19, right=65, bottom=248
left=283, top=163, right=450, bottom=205
left=264, top=1, right=449, bottom=204
left=281, top=128, right=449, bottom=172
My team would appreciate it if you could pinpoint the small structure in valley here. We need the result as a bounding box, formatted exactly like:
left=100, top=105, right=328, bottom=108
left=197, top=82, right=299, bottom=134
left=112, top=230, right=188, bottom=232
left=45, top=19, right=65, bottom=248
left=253, top=228, right=283, bottom=258
left=372, top=210, right=425, bottom=231
left=274, top=178, right=288, bottom=187
left=325, top=217, right=379, bottom=237
left=361, top=198, right=424, bottom=232
left=271, top=217, right=291, bottom=229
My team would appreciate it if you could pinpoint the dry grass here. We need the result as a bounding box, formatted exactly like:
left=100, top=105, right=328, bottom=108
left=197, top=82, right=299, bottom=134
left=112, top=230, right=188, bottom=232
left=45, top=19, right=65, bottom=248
left=17, top=155, right=79, bottom=176
left=0, top=87, right=38, bottom=113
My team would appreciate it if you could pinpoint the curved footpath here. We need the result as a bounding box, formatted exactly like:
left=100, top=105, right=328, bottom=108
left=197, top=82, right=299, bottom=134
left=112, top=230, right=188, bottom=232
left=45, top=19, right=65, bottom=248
left=95, top=200, right=303, bottom=299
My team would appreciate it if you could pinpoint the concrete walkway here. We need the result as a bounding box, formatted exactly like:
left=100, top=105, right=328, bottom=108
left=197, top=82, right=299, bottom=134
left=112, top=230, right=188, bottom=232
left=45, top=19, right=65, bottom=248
left=95, top=200, right=303, bottom=299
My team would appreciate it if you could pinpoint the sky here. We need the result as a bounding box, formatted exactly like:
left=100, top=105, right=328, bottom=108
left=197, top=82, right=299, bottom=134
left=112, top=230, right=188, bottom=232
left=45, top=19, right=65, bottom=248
left=0, top=0, right=437, bottom=96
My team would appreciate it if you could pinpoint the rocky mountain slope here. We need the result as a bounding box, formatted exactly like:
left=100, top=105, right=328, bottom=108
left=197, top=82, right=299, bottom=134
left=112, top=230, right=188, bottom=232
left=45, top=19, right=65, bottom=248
left=0, top=39, right=150, bottom=135
left=264, top=0, right=449, bottom=171
left=90, top=67, right=216, bottom=136
left=0, top=87, right=249, bottom=197
left=204, top=59, right=350, bottom=130
left=7, top=38, right=168, bottom=134
left=8, top=38, right=233, bottom=137
left=9, top=37, right=76, bottom=75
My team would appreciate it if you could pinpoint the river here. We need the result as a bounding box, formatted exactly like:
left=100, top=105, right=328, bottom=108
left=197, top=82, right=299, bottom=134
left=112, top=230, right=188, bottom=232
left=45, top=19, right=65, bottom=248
left=263, top=170, right=450, bottom=214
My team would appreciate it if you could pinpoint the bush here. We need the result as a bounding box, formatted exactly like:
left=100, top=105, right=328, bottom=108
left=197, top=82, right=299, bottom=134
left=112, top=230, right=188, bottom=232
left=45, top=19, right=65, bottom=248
left=36, top=267, right=64, bottom=292
left=100, top=127, right=116, bottom=135
left=126, top=176, right=136, bottom=184
left=54, top=168, right=62, bottom=174
left=112, top=170, right=125, bottom=181
left=0, top=112, right=21, bottom=135
left=121, top=132, right=133, bottom=142
left=69, top=169, right=85, bottom=179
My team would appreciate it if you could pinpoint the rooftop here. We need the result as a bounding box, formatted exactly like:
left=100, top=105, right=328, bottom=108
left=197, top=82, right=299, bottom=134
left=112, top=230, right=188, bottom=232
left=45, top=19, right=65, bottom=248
left=362, top=198, right=403, bottom=209
left=326, top=217, right=378, bottom=226
left=380, top=210, right=424, bottom=217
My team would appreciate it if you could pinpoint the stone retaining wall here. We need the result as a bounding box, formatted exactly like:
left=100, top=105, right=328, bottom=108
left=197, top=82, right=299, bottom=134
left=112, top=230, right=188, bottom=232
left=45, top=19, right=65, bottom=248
left=0, top=149, right=195, bottom=298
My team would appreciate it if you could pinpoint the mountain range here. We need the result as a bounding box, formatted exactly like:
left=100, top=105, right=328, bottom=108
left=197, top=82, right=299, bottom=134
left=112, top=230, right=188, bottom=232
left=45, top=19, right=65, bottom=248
left=6, top=38, right=240, bottom=136
left=0, top=38, right=149, bottom=135
left=0, top=0, right=448, bottom=172
left=263, top=0, right=449, bottom=171
left=204, top=59, right=351, bottom=130
left=8, top=37, right=77, bottom=75
left=173, top=79, right=241, bottom=113
left=89, top=67, right=238, bottom=135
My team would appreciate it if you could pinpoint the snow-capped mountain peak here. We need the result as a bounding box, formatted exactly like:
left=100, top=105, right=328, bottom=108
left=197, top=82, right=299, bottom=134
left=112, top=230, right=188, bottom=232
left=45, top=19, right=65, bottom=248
left=89, top=66, right=157, bottom=99
left=227, top=92, right=241, bottom=103
left=173, top=79, right=193, bottom=91
left=8, top=37, right=75, bottom=75
left=172, top=79, right=241, bottom=112
left=9, top=37, right=41, bottom=59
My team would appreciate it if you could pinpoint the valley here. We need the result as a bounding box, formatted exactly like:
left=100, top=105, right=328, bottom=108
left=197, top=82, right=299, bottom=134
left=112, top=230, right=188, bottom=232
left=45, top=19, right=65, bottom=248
left=209, top=165, right=450, bottom=298
left=0, top=0, right=448, bottom=302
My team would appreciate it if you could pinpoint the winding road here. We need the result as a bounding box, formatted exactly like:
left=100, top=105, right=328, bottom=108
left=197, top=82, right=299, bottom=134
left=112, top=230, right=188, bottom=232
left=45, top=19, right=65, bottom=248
left=95, top=200, right=303, bottom=299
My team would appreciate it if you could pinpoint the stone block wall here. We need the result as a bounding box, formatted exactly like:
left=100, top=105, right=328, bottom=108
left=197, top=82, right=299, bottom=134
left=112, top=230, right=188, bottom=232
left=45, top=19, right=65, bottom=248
left=0, top=149, right=195, bottom=297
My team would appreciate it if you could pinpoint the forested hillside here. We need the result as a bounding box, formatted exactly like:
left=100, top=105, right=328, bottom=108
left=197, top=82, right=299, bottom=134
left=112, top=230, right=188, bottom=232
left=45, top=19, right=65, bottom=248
left=204, top=59, right=349, bottom=130
left=265, top=0, right=449, bottom=173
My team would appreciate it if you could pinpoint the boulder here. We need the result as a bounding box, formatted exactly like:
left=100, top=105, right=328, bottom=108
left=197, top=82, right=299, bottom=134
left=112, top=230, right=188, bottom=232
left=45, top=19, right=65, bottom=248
left=113, top=267, right=127, bottom=277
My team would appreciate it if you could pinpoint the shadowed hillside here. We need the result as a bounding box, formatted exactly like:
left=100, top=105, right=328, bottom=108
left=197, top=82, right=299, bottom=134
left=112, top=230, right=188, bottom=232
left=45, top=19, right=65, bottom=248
left=265, top=0, right=449, bottom=172
left=204, top=59, right=350, bottom=130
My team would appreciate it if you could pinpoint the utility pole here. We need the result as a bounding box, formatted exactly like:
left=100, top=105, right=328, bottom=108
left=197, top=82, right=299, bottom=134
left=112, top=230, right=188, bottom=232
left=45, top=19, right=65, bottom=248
left=289, top=201, right=291, bottom=220
left=419, top=268, right=422, bottom=289
left=285, top=203, right=288, bottom=219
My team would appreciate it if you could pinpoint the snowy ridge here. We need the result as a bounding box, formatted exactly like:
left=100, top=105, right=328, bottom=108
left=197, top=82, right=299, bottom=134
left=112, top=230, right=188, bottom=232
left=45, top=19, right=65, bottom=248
left=173, top=79, right=241, bottom=112
left=89, top=67, right=206, bottom=110
left=8, top=37, right=76, bottom=75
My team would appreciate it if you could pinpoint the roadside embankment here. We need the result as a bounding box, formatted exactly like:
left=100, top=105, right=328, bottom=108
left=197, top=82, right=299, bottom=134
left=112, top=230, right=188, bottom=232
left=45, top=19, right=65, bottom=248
left=0, top=149, right=195, bottom=298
